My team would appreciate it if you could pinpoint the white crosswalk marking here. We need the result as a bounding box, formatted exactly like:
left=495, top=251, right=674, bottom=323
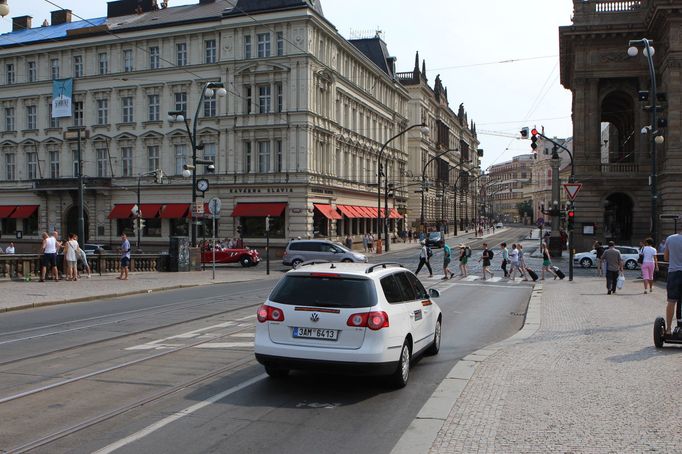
left=194, top=342, right=254, bottom=349
left=488, top=277, right=503, bottom=282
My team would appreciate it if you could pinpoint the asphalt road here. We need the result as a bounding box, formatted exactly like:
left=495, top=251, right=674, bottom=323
left=0, top=228, right=534, bottom=454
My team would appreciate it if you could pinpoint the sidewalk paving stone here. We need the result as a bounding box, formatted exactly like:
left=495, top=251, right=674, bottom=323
left=427, top=277, right=681, bottom=453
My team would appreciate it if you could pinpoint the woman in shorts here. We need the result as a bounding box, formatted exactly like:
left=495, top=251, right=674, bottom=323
left=64, top=233, right=81, bottom=281
left=641, top=237, right=659, bottom=293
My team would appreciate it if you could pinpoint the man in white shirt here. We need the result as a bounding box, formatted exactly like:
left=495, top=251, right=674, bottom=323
left=5, top=242, right=15, bottom=254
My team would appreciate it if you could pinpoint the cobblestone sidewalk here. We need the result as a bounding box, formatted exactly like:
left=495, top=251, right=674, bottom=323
left=430, top=277, right=681, bottom=453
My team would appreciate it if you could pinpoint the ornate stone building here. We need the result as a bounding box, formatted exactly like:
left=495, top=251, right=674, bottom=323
left=0, top=0, right=426, bottom=251
left=396, top=55, right=480, bottom=233
left=486, top=154, right=534, bottom=224
left=560, top=0, right=682, bottom=249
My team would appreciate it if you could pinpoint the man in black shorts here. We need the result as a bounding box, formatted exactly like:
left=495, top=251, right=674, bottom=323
left=664, top=233, right=682, bottom=335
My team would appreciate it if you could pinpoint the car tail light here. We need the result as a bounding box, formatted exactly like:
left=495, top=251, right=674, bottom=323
left=257, top=304, right=285, bottom=323
left=346, top=311, right=389, bottom=330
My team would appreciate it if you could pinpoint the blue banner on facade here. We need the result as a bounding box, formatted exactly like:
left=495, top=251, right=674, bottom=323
left=52, top=78, right=73, bottom=118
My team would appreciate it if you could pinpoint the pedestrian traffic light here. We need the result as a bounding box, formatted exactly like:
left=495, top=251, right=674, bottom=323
left=236, top=225, right=242, bottom=235
left=265, top=215, right=271, bottom=232
left=567, top=210, right=575, bottom=230
left=531, top=128, right=539, bottom=151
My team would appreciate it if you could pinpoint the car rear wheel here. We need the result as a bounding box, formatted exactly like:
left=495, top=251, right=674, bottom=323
left=425, top=319, right=441, bottom=356
left=389, top=341, right=411, bottom=388
left=291, top=258, right=303, bottom=269
left=240, top=256, right=253, bottom=267
left=579, top=258, right=593, bottom=268
left=341, top=258, right=353, bottom=263
left=625, top=259, right=638, bottom=270
left=264, top=365, right=290, bottom=379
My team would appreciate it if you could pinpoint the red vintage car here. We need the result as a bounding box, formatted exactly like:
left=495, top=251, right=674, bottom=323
left=201, top=247, right=261, bottom=267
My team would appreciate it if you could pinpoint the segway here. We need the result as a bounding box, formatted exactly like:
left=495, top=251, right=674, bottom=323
left=653, top=300, right=682, bottom=348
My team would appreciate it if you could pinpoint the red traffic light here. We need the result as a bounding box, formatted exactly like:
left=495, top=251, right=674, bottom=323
left=568, top=210, right=575, bottom=218
left=531, top=128, right=539, bottom=136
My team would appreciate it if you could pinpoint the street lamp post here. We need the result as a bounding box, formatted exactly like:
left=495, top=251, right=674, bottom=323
left=628, top=39, right=663, bottom=244
left=420, top=148, right=453, bottom=231
left=65, top=126, right=86, bottom=247
left=377, top=123, right=429, bottom=253
left=168, top=81, right=226, bottom=247
left=135, top=169, right=165, bottom=252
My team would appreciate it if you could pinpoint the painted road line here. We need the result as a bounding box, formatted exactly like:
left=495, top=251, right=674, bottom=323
left=236, top=314, right=257, bottom=321
left=92, top=374, right=267, bottom=454
left=194, top=342, right=254, bottom=349
left=126, top=321, right=237, bottom=351
left=230, top=333, right=255, bottom=338
left=463, top=275, right=480, bottom=281
left=488, top=277, right=503, bottom=282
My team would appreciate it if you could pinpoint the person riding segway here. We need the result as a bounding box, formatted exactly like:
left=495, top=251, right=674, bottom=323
left=653, top=232, right=682, bottom=347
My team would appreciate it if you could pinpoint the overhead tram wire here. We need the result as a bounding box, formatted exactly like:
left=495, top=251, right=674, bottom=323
left=426, top=54, right=558, bottom=72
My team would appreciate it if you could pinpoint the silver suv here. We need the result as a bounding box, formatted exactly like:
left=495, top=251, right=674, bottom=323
left=282, top=239, right=368, bottom=268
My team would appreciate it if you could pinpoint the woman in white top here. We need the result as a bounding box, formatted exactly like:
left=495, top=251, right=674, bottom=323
left=65, top=233, right=81, bottom=281
left=640, top=237, right=659, bottom=293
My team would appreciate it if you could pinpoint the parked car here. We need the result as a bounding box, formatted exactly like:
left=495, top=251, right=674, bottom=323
left=201, top=246, right=260, bottom=267
left=573, top=245, right=640, bottom=270
left=495, top=222, right=504, bottom=229
left=282, top=239, right=367, bottom=268
left=82, top=244, right=111, bottom=255
left=254, top=262, right=442, bottom=387
left=425, top=231, right=445, bottom=248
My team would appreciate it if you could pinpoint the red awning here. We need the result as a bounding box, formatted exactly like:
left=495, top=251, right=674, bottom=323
left=231, top=202, right=287, bottom=217
left=0, top=206, right=16, bottom=218
left=10, top=205, right=38, bottom=219
left=313, top=204, right=343, bottom=220
left=160, top=204, right=190, bottom=219
left=108, top=204, right=136, bottom=219
left=390, top=208, right=403, bottom=219
left=336, top=205, right=359, bottom=219
left=139, top=204, right=163, bottom=219
left=354, top=206, right=370, bottom=218
left=337, top=205, right=358, bottom=218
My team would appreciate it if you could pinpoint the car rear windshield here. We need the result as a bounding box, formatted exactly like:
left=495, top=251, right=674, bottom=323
left=429, top=232, right=441, bottom=239
left=269, top=275, right=377, bottom=308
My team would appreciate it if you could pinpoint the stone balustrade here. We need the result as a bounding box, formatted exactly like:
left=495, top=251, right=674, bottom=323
left=600, top=162, right=641, bottom=175
left=0, top=253, right=161, bottom=281
left=573, top=0, right=647, bottom=24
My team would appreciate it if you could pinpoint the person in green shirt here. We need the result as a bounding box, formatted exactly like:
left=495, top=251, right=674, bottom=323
left=442, top=243, right=453, bottom=279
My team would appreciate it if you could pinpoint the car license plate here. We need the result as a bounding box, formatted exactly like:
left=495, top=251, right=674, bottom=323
left=292, top=327, right=338, bottom=341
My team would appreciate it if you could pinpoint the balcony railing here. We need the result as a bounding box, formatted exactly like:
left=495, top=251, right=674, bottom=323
left=600, top=162, right=640, bottom=175
left=0, top=253, right=161, bottom=281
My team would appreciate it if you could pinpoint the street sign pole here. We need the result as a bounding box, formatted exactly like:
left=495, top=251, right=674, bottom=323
left=212, top=214, right=216, bottom=280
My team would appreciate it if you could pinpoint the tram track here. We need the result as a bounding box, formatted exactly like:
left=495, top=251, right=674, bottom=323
left=3, top=355, right=261, bottom=454
left=0, top=299, right=264, bottom=368
left=0, top=318, right=257, bottom=405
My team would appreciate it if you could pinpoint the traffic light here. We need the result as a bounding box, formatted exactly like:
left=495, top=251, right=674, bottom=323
left=236, top=225, right=242, bottom=235
left=265, top=215, right=271, bottom=232
left=567, top=210, right=575, bottom=230
left=155, top=169, right=164, bottom=184
left=520, top=127, right=529, bottom=139
left=531, top=128, right=539, bottom=151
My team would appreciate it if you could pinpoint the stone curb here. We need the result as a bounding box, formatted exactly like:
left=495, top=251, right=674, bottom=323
left=0, top=276, right=273, bottom=314
left=391, top=283, right=543, bottom=454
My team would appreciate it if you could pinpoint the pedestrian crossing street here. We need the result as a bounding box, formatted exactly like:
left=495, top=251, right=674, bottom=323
left=421, top=274, right=536, bottom=286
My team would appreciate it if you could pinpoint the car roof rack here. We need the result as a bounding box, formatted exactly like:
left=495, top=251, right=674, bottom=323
left=296, top=260, right=331, bottom=268
left=365, top=262, right=404, bottom=274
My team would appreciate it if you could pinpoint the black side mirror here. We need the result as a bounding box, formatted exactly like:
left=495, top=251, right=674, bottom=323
left=428, top=288, right=440, bottom=298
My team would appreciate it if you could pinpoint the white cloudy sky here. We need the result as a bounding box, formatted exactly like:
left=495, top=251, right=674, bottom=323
left=0, top=0, right=575, bottom=170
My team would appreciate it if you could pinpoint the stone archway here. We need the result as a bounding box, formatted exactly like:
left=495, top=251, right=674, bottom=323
left=600, top=89, right=636, bottom=164
left=65, top=205, right=89, bottom=243
left=603, top=193, right=634, bottom=244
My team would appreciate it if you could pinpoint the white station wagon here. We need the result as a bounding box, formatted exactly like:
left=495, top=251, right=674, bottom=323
left=254, top=262, right=442, bottom=388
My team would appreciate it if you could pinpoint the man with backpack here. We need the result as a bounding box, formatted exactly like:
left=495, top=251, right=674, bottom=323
left=479, top=242, right=494, bottom=280
left=415, top=240, right=433, bottom=277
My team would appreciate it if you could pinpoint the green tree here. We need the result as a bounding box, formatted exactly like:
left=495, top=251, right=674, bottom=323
left=516, top=200, right=533, bottom=219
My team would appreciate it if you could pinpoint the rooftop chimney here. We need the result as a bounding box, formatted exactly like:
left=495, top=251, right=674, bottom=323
left=51, top=9, right=72, bottom=25
left=12, top=15, right=32, bottom=32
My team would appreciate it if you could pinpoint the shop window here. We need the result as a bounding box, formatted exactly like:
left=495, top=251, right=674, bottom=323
left=240, top=215, right=284, bottom=238
left=24, top=212, right=39, bottom=235
left=143, top=218, right=161, bottom=237
left=117, top=219, right=135, bottom=237
left=197, top=219, right=219, bottom=238
left=170, top=218, right=189, bottom=237
left=1, top=218, right=17, bottom=236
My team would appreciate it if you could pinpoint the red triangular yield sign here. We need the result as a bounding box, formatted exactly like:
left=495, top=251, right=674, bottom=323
left=563, top=183, right=583, bottom=201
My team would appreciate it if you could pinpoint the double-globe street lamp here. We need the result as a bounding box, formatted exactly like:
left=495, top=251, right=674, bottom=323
left=168, top=81, right=226, bottom=247
left=376, top=123, right=430, bottom=253
left=627, top=39, right=665, bottom=244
